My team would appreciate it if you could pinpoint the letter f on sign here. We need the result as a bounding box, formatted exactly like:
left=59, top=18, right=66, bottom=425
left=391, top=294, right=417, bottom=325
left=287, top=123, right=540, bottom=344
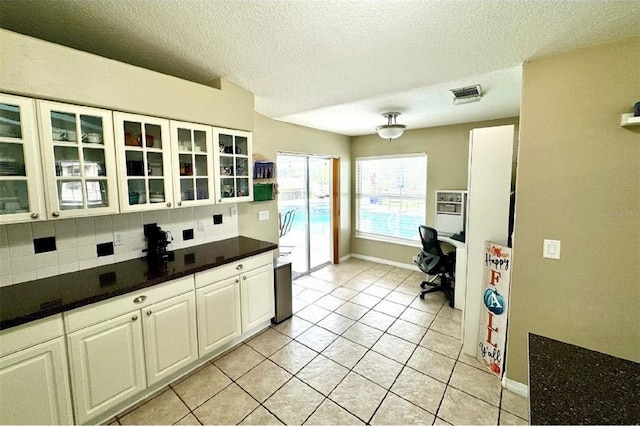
left=490, top=270, right=502, bottom=285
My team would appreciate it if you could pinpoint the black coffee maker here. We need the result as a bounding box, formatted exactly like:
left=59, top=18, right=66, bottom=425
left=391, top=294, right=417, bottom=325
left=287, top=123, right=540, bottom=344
left=143, top=224, right=173, bottom=265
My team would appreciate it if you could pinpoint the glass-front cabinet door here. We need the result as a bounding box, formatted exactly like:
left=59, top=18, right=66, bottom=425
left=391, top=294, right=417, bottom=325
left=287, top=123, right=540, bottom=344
left=114, top=112, right=173, bottom=212
left=169, top=121, right=214, bottom=207
left=37, top=101, right=118, bottom=219
left=0, top=94, right=45, bottom=224
left=213, top=128, right=252, bottom=204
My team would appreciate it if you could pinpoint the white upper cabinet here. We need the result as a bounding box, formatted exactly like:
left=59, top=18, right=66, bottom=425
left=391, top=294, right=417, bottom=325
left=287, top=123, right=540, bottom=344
left=213, top=127, right=253, bottom=203
left=114, top=112, right=174, bottom=212
left=4, top=95, right=257, bottom=218
left=169, top=120, right=215, bottom=207
left=0, top=94, right=46, bottom=224
left=37, top=101, right=119, bottom=219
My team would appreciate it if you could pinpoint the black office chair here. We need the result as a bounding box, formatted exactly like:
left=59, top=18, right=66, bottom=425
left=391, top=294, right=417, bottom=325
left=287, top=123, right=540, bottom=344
left=414, top=225, right=456, bottom=307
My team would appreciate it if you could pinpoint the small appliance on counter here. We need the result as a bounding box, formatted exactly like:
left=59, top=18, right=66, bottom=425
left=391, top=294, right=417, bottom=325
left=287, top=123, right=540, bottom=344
left=142, top=224, right=174, bottom=265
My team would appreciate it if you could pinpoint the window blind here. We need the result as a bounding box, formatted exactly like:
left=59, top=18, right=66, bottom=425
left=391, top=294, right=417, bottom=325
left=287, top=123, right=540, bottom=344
left=355, top=153, right=427, bottom=244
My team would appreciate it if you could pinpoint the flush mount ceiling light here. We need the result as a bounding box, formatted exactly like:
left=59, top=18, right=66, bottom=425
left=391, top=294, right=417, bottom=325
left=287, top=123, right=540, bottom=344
left=376, top=112, right=407, bottom=141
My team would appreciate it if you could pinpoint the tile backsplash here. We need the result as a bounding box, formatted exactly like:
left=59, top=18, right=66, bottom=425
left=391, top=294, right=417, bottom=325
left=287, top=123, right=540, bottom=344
left=0, top=204, right=238, bottom=287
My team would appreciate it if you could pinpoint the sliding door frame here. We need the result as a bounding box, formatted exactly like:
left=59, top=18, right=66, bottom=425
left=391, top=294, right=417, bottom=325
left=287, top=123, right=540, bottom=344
left=277, top=151, right=339, bottom=275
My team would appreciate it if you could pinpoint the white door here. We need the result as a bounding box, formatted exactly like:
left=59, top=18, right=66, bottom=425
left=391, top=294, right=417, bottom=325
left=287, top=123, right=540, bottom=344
left=0, top=338, right=73, bottom=425
left=462, top=124, right=514, bottom=355
left=143, top=292, right=198, bottom=385
left=67, top=312, right=146, bottom=424
left=196, top=276, right=242, bottom=357
left=240, top=264, right=275, bottom=332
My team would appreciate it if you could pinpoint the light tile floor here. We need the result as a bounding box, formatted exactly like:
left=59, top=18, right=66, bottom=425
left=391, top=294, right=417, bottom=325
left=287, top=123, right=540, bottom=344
left=112, top=258, right=529, bottom=425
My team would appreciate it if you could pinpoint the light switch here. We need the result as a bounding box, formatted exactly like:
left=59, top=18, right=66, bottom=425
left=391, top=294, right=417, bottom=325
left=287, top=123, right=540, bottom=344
left=258, top=210, right=269, bottom=221
left=543, top=239, right=561, bottom=259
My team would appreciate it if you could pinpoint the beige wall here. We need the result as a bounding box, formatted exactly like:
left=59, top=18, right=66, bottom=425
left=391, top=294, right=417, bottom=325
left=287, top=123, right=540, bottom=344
left=506, top=37, right=640, bottom=384
left=350, top=117, right=519, bottom=265
left=237, top=113, right=352, bottom=259
left=0, top=29, right=254, bottom=131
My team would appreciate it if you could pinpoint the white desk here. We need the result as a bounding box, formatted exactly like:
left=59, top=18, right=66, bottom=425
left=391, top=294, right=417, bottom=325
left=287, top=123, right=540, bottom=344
left=438, top=235, right=467, bottom=311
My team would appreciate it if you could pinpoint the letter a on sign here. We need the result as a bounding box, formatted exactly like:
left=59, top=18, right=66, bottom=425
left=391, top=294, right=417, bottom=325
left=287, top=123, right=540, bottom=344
left=477, top=241, right=512, bottom=378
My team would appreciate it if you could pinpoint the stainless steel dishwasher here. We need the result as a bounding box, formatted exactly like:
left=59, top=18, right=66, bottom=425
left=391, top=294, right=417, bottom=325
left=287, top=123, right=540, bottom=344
left=272, top=259, right=292, bottom=323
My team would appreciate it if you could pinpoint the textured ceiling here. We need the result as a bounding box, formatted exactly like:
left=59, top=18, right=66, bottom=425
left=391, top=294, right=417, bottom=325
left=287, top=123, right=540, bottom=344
left=0, top=0, right=638, bottom=135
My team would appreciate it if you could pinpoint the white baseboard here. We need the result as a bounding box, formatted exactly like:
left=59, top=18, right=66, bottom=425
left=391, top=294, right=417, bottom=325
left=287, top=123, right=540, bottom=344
left=339, top=254, right=352, bottom=263
left=502, top=376, right=529, bottom=397
left=350, top=253, right=421, bottom=272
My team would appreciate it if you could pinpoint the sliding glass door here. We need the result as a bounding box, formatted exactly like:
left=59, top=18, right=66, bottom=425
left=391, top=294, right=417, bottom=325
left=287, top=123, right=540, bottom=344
left=308, top=157, right=331, bottom=270
left=277, top=153, right=332, bottom=276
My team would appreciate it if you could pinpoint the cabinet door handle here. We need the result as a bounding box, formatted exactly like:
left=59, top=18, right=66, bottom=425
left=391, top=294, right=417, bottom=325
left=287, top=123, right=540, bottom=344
left=177, top=201, right=182, bottom=206
left=243, top=276, right=247, bottom=281
left=31, top=213, right=40, bottom=219
left=236, top=264, right=243, bottom=270
left=166, top=202, right=172, bottom=207
left=133, top=295, right=147, bottom=304
left=52, top=211, right=60, bottom=217
left=235, top=278, right=239, bottom=283
left=132, top=315, right=138, bottom=321
left=146, top=310, right=152, bottom=316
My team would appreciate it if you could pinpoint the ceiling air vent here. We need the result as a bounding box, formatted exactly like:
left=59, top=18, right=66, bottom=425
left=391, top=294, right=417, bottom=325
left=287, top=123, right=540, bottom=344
left=450, top=84, right=483, bottom=104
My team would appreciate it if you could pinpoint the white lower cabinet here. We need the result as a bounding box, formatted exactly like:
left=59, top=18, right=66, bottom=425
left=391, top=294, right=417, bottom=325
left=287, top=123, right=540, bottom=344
left=195, top=252, right=274, bottom=356
left=67, top=312, right=146, bottom=424
left=196, top=276, right=242, bottom=357
left=2, top=251, right=274, bottom=424
left=241, top=264, right=275, bottom=332
left=143, top=291, right=198, bottom=385
left=0, top=316, right=73, bottom=425
left=65, top=276, right=196, bottom=424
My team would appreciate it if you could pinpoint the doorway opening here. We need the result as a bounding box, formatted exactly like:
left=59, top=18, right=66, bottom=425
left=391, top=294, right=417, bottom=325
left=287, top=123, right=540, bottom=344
left=277, top=153, right=334, bottom=278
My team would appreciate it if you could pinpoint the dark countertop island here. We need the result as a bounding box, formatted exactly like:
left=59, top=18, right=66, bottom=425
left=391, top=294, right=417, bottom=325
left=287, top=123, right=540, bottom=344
left=0, top=236, right=277, bottom=330
left=529, top=332, right=640, bottom=425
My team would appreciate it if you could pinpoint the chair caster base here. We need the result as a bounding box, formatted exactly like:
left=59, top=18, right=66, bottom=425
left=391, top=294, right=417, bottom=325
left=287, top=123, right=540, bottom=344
left=419, top=292, right=425, bottom=300
left=420, top=280, right=438, bottom=290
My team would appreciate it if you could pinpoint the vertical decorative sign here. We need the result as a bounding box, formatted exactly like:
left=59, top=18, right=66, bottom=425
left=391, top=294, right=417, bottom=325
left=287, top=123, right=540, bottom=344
left=477, top=241, right=512, bottom=378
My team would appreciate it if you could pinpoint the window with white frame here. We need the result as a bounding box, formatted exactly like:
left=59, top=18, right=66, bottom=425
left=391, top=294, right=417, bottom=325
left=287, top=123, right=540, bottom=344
left=355, top=153, right=427, bottom=244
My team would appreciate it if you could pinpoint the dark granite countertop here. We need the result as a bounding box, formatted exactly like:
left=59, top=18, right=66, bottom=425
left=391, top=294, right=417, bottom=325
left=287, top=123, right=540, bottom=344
left=529, top=333, right=640, bottom=425
left=0, top=236, right=277, bottom=331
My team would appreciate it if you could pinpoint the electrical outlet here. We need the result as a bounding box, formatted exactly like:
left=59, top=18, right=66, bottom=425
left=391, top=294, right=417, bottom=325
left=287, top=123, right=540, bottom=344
left=258, top=210, right=269, bottom=221
left=198, top=220, right=205, bottom=231
left=230, top=206, right=237, bottom=217
left=113, top=232, right=124, bottom=246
